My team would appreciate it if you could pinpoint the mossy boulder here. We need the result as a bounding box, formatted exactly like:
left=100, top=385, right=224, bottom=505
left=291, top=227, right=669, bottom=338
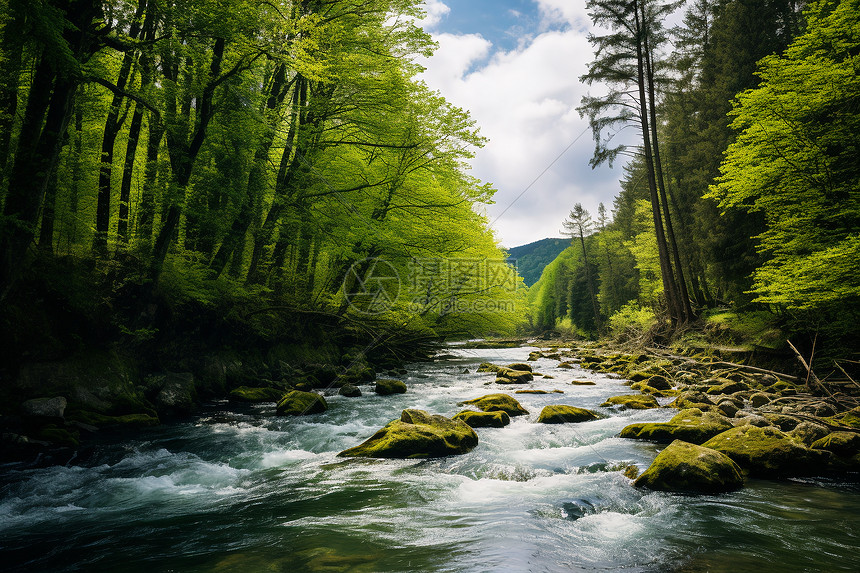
left=634, top=440, right=744, bottom=493
left=276, top=390, right=328, bottom=416
left=338, top=383, right=362, bottom=397
left=645, top=375, right=671, bottom=391
left=706, top=379, right=751, bottom=396
left=459, top=393, right=529, bottom=416
left=668, top=391, right=716, bottom=411
left=338, top=409, right=478, bottom=458
left=495, top=369, right=534, bottom=384
left=537, top=405, right=601, bottom=424
left=600, top=394, right=659, bottom=410
left=506, top=363, right=533, bottom=372
left=620, top=408, right=733, bottom=444
left=453, top=410, right=510, bottom=428
left=716, top=400, right=739, bottom=418
left=570, top=380, right=596, bottom=386
left=67, top=410, right=159, bottom=429
left=788, top=421, right=830, bottom=446
left=749, top=392, right=772, bottom=407
left=374, top=379, right=407, bottom=395
left=35, top=426, right=80, bottom=448
left=811, top=431, right=860, bottom=469
left=825, top=407, right=860, bottom=429
left=477, top=362, right=504, bottom=373
left=150, top=372, right=198, bottom=416
left=702, top=425, right=821, bottom=477
left=229, top=386, right=285, bottom=402
left=21, top=397, right=67, bottom=420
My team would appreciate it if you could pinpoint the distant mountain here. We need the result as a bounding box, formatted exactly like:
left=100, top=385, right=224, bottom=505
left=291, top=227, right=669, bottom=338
left=506, top=238, right=570, bottom=286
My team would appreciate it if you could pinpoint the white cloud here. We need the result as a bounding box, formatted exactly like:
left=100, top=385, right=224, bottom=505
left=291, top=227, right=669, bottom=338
left=417, top=0, right=451, bottom=29
left=418, top=14, right=632, bottom=248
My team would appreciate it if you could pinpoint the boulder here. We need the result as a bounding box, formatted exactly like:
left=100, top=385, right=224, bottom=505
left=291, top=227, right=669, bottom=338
left=459, top=393, right=529, bottom=416
left=338, top=383, right=362, bottom=398
left=374, top=379, right=407, bottom=395
left=477, top=362, right=504, bottom=373
left=276, top=390, right=328, bottom=416
left=600, top=394, right=659, bottom=410
left=495, top=369, right=534, bottom=384
left=570, top=380, right=596, bottom=386
left=668, top=391, right=715, bottom=411
left=537, top=405, right=601, bottom=424
left=229, top=386, right=285, bottom=402
left=453, top=410, right=510, bottom=428
left=789, top=421, right=830, bottom=446
left=702, top=425, right=821, bottom=477
left=645, top=375, right=671, bottom=390
left=152, top=372, right=197, bottom=416
left=811, top=431, right=860, bottom=469
left=506, top=363, right=533, bottom=372
left=750, top=392, right=772, bottom=407
left=634, top=440, right=744, bottom=493
left=21, top=397, right=67, bottom=420
left=338, top=409, right=478, bottom=458
left=620, top=408, right=733, bottom=444
left=716, top=400, right=739, bottom=418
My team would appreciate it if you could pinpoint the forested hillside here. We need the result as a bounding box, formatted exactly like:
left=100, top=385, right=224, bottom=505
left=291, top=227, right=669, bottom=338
left=530, top=0, right=859, bottom=359
left=506, top=238, right=568, bottom=286
left=0, top=0, right=526, bottom=380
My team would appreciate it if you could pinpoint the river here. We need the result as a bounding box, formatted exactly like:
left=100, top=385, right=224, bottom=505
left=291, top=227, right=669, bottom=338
left=1, top=345, right=859, bottom=572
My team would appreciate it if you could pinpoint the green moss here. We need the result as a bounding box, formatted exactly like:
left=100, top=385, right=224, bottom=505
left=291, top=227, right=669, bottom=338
left=374, top=379, right=407, bottom=395
left=453, top=410, right=510, bottom=428
left=706, top=380, right=751, bottom=395
left=600, top=394, right=659, bottom=409
left=634, top=440, right=744, bottom=493
left=338, top=409, right=478, bottom=458
left=702, top=425, right=822, bottom=477
left=506, top=363, right=533, bottom=372
left=537, top=405, right=601, bottom=424
left=826, top=407, right=860, bottom=429
left=570, top=380, right=596, bottom=386
left=459, top=393, right=529, bottom=416
left=668, top=391, right=716, bottom=411
left=276, top=390, right=327, bottom=416
left=35, top=426, right=80, bottom=447
left=228, top=386, right=285, bottom=402
left=620, top=409, right=733, bottom=444
left=68, top=410, right=159, bottom=429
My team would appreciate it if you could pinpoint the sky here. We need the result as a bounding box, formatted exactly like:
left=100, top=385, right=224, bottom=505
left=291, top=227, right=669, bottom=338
left=414, top=0, right=634, bottom=249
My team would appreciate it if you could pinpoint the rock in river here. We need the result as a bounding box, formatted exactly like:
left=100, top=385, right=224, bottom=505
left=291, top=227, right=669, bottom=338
left=620, top=408, right=733, bottom=444
left=634, top=439, right=744, bottom=493
left=276, top=390, right=328, bottom=416
left=458, top=393, right=529, bottom=416
left=537, top=405, right=601, bottom=424
left=600, top=394, right=659, bottom=409
left=338, top=409, right=478, bottom=458
left=374, top=379, right=407, bottom=395
left=702, top=425, right=822, bottom=477
left=453, top=410, right=510, bottom=428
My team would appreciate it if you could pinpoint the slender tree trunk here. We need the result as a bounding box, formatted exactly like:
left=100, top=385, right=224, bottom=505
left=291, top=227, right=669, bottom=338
left=0, top=3, right=24, bottom=191
left=633, top=0, right=681, bottom=322
left=577, top=230, right=602, bottom=334
left=116, top=101, right=144, bottom=246
left=38, top=162, right=60, bottom=252
left=63, top=108, right=84, bottom=254
left=93, top=0, right=146, bottom=256
left=137, top=120, right=163, bottom=246
left=642, top=13, right=693, bottom=322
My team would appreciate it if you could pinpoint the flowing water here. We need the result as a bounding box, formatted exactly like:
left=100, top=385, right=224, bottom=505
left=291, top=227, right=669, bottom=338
left=2, top=346, right=859, bottom=572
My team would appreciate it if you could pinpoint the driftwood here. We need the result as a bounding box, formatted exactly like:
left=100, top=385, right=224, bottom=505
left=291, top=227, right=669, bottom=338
left=644, top=347, right=801, bottom=383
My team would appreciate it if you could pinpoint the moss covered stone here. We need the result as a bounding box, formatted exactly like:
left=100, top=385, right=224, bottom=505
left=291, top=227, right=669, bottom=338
left=570, top=380, right=596, bottom=386
left=706, top=379, right=751, bottom=395
left=537, top=405, right=601, bottom=424
left=229, top=386, right=285, bottom=402
left=506, top=363, right=533, bottom=372
left=600, top=394, right=659, bottom=409
left=459, top=393, right=529, bottom=416
left=750, top=392, right=772, bottom=407
left=68, top=410, right=160, bottom=429
left=477, top=362, right=504, bottom=373
left=338, top=383, right=362, bottom=397
left=702, top=425, right=821, bottom=477
left=453, top=410, right=510, bottom=428
left=338, top=409, right=478, bottom=458
left=374, top=379, right=407, bottom=395
left=645, top=375, right=671, bottom=390
left=620, top=409, right=733, bottom=444
left=634, top=440, right=744, bottom=493
left=826, top=407, right=860, bottom=429
left=668, top=391, right=716, bottom=411
left=495, top=369, right=534, bottom=384
left=276, top=390, right=327, bottom=416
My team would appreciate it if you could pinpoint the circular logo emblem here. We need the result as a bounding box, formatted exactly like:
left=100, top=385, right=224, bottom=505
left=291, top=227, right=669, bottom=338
left=342, top=258, right=401, bottom=314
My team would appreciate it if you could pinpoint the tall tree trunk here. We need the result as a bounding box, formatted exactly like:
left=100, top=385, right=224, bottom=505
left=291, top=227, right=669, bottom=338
left=577, top=230, right=602, bottom=334
left=92, top=0, right=146, bottom=256
left=137, top=119, right=163, bottom=247
left=0, top=2, right=24, bottom=191
left=117, top=101, right=144, bottom=246
left=642, top=12, right=693, bottom=322
left=633, top=0, right=682, bottom=322
left=38, top=161, right=60, bottom=253
left=63, top=107, right=84, bottom=254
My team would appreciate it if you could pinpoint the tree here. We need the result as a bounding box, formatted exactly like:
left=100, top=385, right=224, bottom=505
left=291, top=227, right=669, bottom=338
left=562, top=204, right=603, bottom=334
left=708, top=0, right=860, bottom=335
left=579, top=0, right=693, bottom=323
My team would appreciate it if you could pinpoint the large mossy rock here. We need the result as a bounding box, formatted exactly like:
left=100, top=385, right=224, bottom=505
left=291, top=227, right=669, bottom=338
left=229, top=386, right=285, bottom=402
left=495, top=368, right=534, bottom=384
left=600, top=394, right=659, bottom=409
left=811, top=432, right=860, bottom=470
left=620, top=408, right=733, bottom=444
left=668, top=391, right=716, bottom=411
left=537, top=405, right=601, bottom=424
left=21, top=397, right=67, bottom=420
left=702, top=425, right=822, bottom=477
left=453, top=410, right=510, bottom=428
left=506, top=363, right=533, bottom=372
left=338, top=409, right=478, bottom=458
left=374, top=379, right=407, bottom=395
left=634, top=439, right=744, bottom=493
left=459, top=393, right=529, bottom=416
left=276, top=390, right=328, bottom=416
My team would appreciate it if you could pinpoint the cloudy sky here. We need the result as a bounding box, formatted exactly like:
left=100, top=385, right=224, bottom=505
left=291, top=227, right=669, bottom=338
left=414, top=0, right=634, bottom=249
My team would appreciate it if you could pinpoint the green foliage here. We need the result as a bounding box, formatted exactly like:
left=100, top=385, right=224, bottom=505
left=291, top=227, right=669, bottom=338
left=608, top=303, right=657, bottom=337
left=709, top=0, right=860, bottom=336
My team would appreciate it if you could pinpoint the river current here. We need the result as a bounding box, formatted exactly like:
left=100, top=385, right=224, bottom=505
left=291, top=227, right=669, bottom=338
left=1, top=345, right=859, bottom=572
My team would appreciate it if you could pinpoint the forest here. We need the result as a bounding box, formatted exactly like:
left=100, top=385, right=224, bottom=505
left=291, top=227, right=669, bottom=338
left=530, top=0, right=859, bottom=364
left=0, top=0, right=526, bottom=379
